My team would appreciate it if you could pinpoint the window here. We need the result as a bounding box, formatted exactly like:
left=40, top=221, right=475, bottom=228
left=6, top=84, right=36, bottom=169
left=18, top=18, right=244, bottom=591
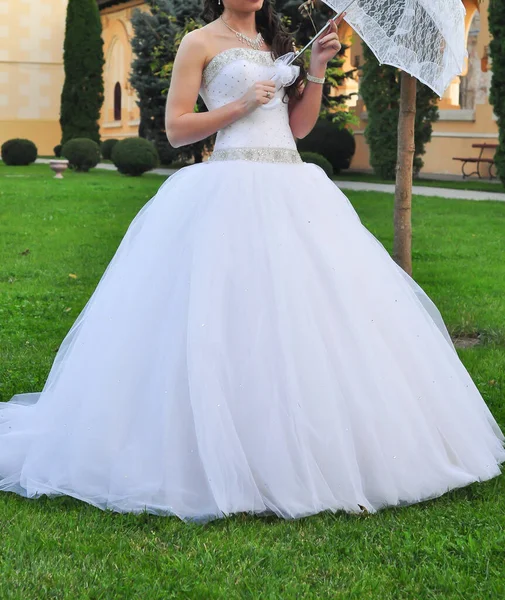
left=114, top=82, right=122, bottom=121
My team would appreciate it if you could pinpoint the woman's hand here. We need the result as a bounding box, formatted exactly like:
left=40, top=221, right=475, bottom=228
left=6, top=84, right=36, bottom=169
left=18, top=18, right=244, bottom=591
left=310, top=14, right=344, bottom=69
left=287, top=14, right=346, bottom=139
left=239, top=80, right=277, bottom=114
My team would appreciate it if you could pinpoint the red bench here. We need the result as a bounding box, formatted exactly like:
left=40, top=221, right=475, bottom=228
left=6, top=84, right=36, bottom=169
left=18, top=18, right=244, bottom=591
left=453, top=143, right=498, bottom=180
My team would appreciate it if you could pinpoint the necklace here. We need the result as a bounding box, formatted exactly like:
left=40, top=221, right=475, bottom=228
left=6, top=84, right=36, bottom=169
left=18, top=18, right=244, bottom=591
left=220, top=15, right=264, bottom=50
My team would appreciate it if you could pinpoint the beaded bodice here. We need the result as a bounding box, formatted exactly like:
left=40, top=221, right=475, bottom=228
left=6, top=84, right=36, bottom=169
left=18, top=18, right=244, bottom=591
left=199, top=48, right=302, bottom=164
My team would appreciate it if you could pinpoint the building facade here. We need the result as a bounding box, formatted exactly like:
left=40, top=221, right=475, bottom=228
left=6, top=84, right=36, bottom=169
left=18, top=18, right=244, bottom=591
left=98, top=0, right=147, bottom=143
left=344, top=0, right=497, bottom=176
left=0, top=0, right=498, bottom=175
left=0, top=0, right=68, bottom=155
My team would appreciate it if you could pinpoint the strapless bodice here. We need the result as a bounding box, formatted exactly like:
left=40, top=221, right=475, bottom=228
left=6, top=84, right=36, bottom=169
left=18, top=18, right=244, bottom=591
left=199, top=48, right=302, bottom=164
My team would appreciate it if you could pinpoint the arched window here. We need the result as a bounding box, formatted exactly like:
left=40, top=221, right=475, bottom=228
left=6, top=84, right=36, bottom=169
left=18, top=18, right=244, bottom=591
left=114, top=82, right=122, bottom=121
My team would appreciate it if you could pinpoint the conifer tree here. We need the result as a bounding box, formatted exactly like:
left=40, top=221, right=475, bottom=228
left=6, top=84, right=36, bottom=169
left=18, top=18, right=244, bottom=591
left=60, top=0, right=105, bottom=146
left=359, top=45, right=439, bottom=180
left=130, top=0, right=209, bottom=164
left=489, top=0, right=505, bottom=184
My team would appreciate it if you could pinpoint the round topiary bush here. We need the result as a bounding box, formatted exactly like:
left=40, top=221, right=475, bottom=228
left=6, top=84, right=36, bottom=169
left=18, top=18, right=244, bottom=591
left=300, top=151, right=334, bottom=177
left=112, top=137, right=159, bottom=176
left=1, top=138, right=38, bottom=166
left=101, top=139, right=118, bottom=161
left=54, top=144, right=63, bottom=157
left=297, top=120, right=356, bottom=174
left=62, top=138, right=101, bottom=172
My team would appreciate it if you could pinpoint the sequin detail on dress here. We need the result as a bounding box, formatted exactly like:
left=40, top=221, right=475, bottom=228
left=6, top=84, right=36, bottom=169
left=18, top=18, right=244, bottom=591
left=202, top=48, right=274, bottom=87
left=209, top=147, right=302, bottom=164
left=199, top=49, right=300, bottom=166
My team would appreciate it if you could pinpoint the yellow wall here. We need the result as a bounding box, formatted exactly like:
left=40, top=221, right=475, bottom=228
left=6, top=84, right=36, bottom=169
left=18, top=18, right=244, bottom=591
left=0, top=0, right=146, bottom=156
left=349, top=0, right=498, bottom=176
left=0, top=0, right=68, bottom=156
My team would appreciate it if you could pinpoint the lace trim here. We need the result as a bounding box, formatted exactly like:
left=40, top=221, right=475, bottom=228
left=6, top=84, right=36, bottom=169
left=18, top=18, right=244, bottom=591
left=208, top=147, right=302, bottom=164
left=202, top=48, right=274, bottom=87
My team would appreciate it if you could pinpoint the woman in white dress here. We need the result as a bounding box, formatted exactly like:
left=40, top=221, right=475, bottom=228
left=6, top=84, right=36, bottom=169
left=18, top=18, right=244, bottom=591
left=1, top=0, right=504, bottom=522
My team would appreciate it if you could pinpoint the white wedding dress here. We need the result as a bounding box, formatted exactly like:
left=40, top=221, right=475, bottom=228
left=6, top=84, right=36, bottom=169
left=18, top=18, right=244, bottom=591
left=1, top=48, right=504, bottom=521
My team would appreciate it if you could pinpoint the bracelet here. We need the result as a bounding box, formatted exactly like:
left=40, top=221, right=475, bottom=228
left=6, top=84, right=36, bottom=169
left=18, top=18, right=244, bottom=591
left=306, top=72, right=325, bottom=84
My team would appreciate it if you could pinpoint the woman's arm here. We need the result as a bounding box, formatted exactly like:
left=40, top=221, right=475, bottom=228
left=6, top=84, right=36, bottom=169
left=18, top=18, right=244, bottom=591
left=288, top=18, right=343, bottom=140
left=165, top=31, right=276, bottom=148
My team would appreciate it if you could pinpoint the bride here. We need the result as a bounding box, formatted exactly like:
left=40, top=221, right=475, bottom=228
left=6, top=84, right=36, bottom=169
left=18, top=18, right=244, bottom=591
left=1, top=0, right=504, bottom=522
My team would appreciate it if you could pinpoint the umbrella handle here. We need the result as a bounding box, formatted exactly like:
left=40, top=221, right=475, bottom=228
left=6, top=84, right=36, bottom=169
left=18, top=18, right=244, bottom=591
left=259, top=0, right=357, bottom=111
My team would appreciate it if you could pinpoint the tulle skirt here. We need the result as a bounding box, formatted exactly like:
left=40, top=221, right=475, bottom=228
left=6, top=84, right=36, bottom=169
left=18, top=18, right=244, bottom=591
left=1, top=160, right=504, bottom=521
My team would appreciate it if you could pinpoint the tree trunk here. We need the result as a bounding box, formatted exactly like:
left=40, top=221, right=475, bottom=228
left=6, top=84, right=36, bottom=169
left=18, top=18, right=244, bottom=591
left=394, top=71, right=417, bottom=276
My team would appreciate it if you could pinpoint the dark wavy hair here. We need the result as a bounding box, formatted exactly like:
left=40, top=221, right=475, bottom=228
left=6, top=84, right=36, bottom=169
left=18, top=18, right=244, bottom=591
left=201, top=0, right=306, bottom=102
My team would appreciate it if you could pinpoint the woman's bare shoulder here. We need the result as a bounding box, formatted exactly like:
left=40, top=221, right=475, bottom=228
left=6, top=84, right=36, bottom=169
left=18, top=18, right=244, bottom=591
left=178, top=28, right=208, bottom=57
left=178, top=22, right=220, bottom=56
left=178, top=23, right=226, bottom=72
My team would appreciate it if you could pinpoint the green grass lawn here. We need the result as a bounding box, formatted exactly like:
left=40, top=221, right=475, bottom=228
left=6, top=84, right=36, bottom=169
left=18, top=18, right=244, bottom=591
left=1, top=163, right=505, bottom=599
left=335, top=170, right=505, bottom=194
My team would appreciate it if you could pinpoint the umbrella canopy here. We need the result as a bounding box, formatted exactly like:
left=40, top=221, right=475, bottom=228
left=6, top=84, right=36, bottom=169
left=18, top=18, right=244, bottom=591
left=320, top=0, right=467, bottom=97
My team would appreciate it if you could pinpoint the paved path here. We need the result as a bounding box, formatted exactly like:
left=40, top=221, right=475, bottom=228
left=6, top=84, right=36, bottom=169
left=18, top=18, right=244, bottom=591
left=332, top=179, right=505, bottom=202
left=36, top=159, right=505, bottom=202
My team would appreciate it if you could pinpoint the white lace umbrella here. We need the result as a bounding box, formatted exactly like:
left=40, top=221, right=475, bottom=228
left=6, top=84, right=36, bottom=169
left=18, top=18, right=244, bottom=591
left=288, top=0, right=468, bottom=97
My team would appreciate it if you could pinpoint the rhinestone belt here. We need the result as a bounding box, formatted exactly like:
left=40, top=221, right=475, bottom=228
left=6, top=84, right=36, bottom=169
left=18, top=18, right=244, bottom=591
left=208, top=147, right=303, bottom=164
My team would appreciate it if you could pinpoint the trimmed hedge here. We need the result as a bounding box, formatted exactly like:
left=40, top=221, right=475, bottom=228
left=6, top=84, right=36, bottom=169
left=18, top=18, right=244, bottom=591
left=62, top=138, right=101, bottom=172
left=54, top=144, right=63, bottom=157
left=112, top=137, right=159, bottom=176
left=1, top=139, right=38, bottom=166
left=300, top=152, right=334, bottom=177
left=297, top=120, right=355, bottom=174
left=101, top=139, right=118, bottom=161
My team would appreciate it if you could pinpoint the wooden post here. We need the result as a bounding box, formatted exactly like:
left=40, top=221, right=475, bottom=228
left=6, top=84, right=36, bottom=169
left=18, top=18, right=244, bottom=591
left=394, top=71, right=417, bottom=276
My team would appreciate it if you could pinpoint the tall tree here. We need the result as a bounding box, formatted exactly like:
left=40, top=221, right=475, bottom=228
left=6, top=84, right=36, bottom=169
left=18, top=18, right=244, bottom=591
left=394, top=73, right=417, bottom=275
left=60, top=0, right=104, bottom=146
left=360, top=46, right=439, bottom=275
left=489, top=0, right=505, bottom=184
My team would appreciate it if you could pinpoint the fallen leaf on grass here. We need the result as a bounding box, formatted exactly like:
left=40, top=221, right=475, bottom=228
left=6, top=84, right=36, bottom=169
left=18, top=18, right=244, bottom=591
left=68, top=273, right=78, bottom=279
left=20, top=249, right=30, bottom=255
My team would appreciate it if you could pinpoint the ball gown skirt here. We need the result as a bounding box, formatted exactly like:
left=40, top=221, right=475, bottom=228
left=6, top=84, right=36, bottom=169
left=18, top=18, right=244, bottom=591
left=1, top=158, right=504, bottom=522
left=1, top=46, right=505, bottom=521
